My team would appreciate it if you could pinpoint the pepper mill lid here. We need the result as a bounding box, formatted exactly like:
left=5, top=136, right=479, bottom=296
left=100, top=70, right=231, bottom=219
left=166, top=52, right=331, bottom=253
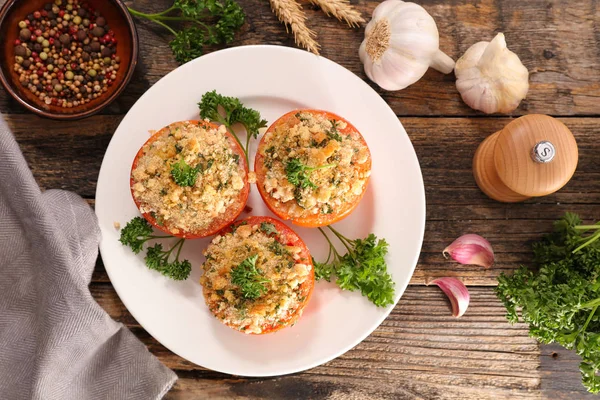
left=494, top=114, right=578, bottom=197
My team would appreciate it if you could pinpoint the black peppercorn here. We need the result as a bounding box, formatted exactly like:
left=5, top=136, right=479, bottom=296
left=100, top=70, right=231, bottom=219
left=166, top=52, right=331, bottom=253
left=101, top=47, right=112, bottom=57
left=76, top=30, right=87, bottom=41
left=95, top=17, right=106, bottom=27
left=91, top=26, right=104, bottom=37
left=90, top=41, right=100, bottom=52
left=33, top=43, right=42, bottom=52
left=22, top=59, right=31, bottom=68
left=59, top=34, right=70, bottom=45
left=19, top=28, right=32, bottom=41
left=15, top=45, right=27, bottom=57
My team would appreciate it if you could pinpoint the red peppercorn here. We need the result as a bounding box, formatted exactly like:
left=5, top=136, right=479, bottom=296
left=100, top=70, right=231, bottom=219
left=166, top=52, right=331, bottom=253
left=112, top=37, right=117, bottom=45
left=35, top=29, right=42, bottom=36
left=14, top=39, right=21, bottom=45
left=57, top=72, right=64, bottom=80
left=58, top=10, right=65, bottom=18
left=62, top=48, right=69, bottom=55
left=31, top=35, right=37, bottom=41
left=69, top=26, right=78, bottom=35
left=89, top=23, right=95, bottom=29
left=46, top=85, right=53, bottom=92
left=34, top=57, right=42, bottom=63
left=25, top=19, right=30, bottom=25
left=36, top=69, right=44, bottom=76
left=31, top=51, right=38, bottom=57
left=108, top=30, right=114, bottom=36
left=33, top=11, right=41, bottom=19
left=102, top=34, right=111, bottom=43
left=49, top=38, right=54, bottom=45
left=71, top=63, right=77, bottom=70
left=41, top=10, right=48, bottom=17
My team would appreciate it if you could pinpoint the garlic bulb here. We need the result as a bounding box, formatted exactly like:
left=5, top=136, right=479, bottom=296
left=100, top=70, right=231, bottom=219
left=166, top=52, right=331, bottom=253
left=358, top=0, right=455, bottom=91
left=455, top=33, right=529, bottom=114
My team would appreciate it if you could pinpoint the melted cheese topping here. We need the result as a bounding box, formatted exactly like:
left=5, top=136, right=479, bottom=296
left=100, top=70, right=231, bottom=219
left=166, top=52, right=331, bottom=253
left=259, top=111, right=370, bottom=219
left=131, top=121, right=245, bottom=234
left=200, top=223, right=312, bottom=334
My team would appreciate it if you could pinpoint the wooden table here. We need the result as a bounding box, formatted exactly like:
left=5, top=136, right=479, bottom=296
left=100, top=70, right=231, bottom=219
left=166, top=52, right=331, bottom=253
left=4, top=0, right=599, bottom=398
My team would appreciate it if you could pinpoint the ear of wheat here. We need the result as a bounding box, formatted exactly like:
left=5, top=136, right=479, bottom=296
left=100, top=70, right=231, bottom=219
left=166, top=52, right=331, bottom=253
left=269, top=0, right=321, bottom=55
left=309, top=0, right=365, bottom=28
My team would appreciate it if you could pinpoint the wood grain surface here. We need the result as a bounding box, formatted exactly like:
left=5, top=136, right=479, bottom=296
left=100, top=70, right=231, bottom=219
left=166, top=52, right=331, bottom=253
left=3, top=0, right=600, bottom=398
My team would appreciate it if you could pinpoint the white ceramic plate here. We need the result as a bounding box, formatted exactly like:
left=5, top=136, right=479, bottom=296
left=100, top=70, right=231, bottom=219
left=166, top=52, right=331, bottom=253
left=96, top=45, right=425, bottom=377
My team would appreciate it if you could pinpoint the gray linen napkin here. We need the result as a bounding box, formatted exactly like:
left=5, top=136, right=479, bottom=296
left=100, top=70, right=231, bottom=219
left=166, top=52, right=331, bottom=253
left=0, top=118, right=177, bottom=399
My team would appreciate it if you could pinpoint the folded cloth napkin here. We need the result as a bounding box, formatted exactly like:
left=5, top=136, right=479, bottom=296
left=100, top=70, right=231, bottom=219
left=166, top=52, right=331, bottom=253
left=0, top=118, right=177, bottom=399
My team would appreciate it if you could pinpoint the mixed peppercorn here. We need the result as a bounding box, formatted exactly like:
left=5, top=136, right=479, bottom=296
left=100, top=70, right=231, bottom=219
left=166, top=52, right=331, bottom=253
left=12, top=0, right=120, bottom=108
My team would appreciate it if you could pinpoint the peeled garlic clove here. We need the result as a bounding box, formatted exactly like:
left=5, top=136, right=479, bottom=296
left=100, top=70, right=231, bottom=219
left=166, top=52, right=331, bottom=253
left=359, top=0, right=455, bottom=91
left=455, top=33, right=529, bottom=114
left=430, top=278, right=470, bottom=317
left=443, top=234, right=495, bottom=268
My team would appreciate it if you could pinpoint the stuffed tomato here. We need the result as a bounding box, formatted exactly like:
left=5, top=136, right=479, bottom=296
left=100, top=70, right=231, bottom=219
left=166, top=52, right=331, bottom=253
left=130, top=120, right=249, bottom=238
left=200, top=216, right=314, bottom=334
left=254, top=110, right=372, bottom=227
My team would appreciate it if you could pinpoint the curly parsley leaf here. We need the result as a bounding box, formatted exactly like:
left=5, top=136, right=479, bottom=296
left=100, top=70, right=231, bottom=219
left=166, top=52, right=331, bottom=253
left=119, top=217, right=154, bottom=254
left=170, top=158, right=201, bottom=187
left=260, top=222, right=278, bottom=236
left=128, top=0, right=245, bottom=64
left=198, top=90, right=267, bottom=165
left=230, top=254, right=270, bottom=299
left=496, top=213, right=600, bottom=393
left=285, top=158, right=335, bottom=191
left=145, top=241, right=192, bottom=281
left=119, top=217, right=192, bottom=281
left=315, top=227, right=395, bottom=307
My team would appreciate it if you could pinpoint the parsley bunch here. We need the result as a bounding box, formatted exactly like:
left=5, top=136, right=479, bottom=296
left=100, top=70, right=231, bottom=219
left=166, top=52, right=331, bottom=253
left=285, top=158, right=336, bottom=190
left=314, top=226, right=395, bottom=307
left=127, top=0, right=245, bottom=64
left=496, top=213, right=600, bottom=393
left=119, top=217, right=192, bottom=280
left=231, top=255, right=271, bottom=299
left=198, top=90, right=267, bottom=165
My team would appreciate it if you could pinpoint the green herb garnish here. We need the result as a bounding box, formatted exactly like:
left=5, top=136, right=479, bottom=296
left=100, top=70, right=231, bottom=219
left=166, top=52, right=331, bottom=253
left=327, top=119, right=343, bottom=141
left=260, top=222, right=278, bottom=236
left=198, top=90, right=267, bottom=165
left=230, top=255, right=270, bottom=299
left=285, top=158, right=335, bottom=190
left=170, top=158, right=201, bottom=187
left=127, top=0, right=245, bottom=64
left=496, top=213, right=600, bottom=393
left=314, top=226, right=394, bottom=307
left=119, top=217, right=192, bottom=280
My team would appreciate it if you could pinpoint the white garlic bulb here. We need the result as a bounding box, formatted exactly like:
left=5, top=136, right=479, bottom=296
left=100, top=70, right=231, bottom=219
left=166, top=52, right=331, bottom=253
left=455, top=33, right=529, bottom=114
left=358, top=0, right=455, bottom=91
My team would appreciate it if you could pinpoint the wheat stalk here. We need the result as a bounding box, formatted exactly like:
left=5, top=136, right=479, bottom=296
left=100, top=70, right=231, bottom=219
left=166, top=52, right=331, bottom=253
left=269, top=0, right=321, bottom=55
left=309, top=0, right=365, bottom=28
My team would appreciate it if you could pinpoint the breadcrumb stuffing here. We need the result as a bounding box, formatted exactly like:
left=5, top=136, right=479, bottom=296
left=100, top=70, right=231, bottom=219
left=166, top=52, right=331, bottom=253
left=259, top=111, right=370, bottom=219
left=200, top=222, right=312, bottom=334
left=131, top=121, right=246, bottom=234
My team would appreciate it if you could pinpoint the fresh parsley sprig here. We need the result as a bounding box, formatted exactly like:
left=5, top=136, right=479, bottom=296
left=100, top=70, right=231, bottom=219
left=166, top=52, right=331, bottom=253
left=314, top=226, right=395, bottom=307
left=285, top=158, right=336, bottom=190
left=230, top=254, right=270, bottom=299
left=198, top=90, right=267, bottom=166
left=119, top=217, right=192, bottom=280
left=170, top=158, right=201, bottom=187
left=496, top=213, right=600, bottom=393
left=127, top=0, right=245, bottom=64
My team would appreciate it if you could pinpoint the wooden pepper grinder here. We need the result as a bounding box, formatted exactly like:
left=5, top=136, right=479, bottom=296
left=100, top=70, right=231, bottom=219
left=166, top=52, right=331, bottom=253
left=473, top=114, right=578, bottom=202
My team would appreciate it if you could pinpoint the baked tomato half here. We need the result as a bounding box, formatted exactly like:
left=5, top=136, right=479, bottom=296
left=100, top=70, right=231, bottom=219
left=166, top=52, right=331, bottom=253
left=255, top=109, right=372, bottom=227
left=130, top=120, right=249, bottom=239
left=200, top=216, right=314, bottom=335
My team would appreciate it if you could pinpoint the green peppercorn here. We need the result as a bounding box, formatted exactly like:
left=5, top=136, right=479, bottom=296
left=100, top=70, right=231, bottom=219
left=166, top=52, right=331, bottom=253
left=66, top=4, right=72, bottom=11
left=63, top=14, right=70, bottom=21
left=15, top=56, right=24, bottom=64
left=73, top=16, right=81, bottom=25
left=42, top=39, right=49, bottom=48
left=47, top=64, right=54, bottom=71
left=103, top=57, right=111, bottom=65
left=18, top=21, right=27, bottom=29
left=36, top=36, right=44, bottom=44
left=55, top=0, right=62, bottom=6
left=65, top=71, right=74, bottom=80
left=87, top=69, right=96, bottom=77
left=39, top=52, right=48, bottom=60
left=82, top=18, right=90, bottom=27
left=54, top=83, right=63, bottom=92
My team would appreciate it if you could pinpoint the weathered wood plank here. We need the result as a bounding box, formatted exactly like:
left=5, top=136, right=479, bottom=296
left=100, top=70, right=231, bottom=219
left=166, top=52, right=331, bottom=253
left=91, top=283, right=543, bottom=399
left=1, top=0, right=597, bottom=116
left=541, top=344, right=597, bottom=399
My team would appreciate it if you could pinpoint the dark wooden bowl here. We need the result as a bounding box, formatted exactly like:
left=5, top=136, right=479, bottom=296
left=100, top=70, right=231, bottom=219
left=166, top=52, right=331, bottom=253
left=0, top=0, right=138, bottom=120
